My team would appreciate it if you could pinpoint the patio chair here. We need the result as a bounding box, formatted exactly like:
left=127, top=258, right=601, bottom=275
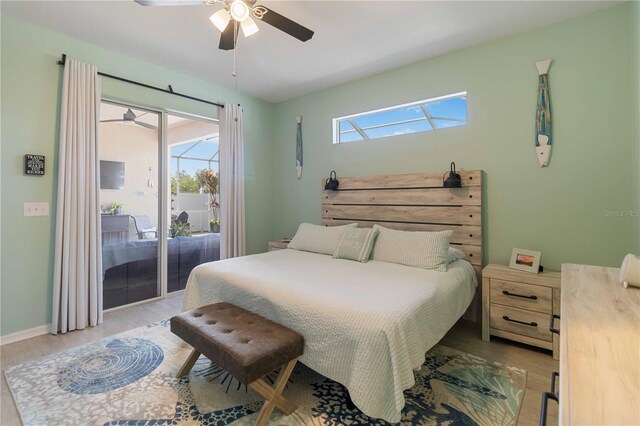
left=132, top=215, right=158, bottom=240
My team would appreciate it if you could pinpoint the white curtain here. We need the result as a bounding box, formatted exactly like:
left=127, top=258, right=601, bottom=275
left=219, top=104, right=246, bottom=259
left=52, top=59, right=102, bottom=334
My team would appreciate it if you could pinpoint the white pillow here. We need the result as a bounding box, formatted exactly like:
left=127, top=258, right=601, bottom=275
left=333, top=227, right=379, bottom=263
left=447, top=247, right=466, bottom=264
left=371, top=225, right=453, bottom=271
left=288, top=223, right=358, bottom=255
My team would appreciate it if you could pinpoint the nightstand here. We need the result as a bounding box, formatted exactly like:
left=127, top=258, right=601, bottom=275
left=482, top=264, right=561, bottom=359
left=268, top=240, right=289, bottom=251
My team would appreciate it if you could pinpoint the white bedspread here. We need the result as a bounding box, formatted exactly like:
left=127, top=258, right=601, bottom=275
left=182, top=249, right=476, bottom=422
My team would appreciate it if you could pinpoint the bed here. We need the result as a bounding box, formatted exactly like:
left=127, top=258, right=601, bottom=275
left=182, top=170, right=484, bottom=422
left=183, top=249, right=476, bottom=422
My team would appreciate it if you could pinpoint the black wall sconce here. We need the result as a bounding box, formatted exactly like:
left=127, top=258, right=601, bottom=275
left=324, top=170, right=339, bottom=191
left=443, top=162, right=462, bottom=188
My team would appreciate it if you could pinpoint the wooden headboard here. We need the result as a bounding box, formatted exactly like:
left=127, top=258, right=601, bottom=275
left=321, top=170, right=483, bottom=320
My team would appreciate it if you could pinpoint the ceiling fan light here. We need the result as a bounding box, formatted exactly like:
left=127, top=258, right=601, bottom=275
left=241, top=16, right=259, bottom=37
left=209, top=9, right=231, bottom=32
left=229, top=0, right=250, bottom=22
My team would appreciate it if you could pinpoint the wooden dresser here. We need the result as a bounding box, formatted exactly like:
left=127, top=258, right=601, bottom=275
left=482, top=264, right=561, bottom=359
left=542, top=264, right=640, bottom=425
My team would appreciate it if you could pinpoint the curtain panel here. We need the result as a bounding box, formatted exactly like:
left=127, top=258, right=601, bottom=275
left=52, top=59, right=103, bottom=334
left=219, top=104, right=246, bottom=259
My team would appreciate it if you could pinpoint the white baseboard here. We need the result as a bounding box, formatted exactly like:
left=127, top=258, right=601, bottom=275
left=1, top=324, right=51, bottom=346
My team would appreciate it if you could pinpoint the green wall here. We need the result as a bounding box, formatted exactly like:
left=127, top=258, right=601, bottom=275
left=271, top=3, right=639, bottom=271
left=0, top=16, right=275, bottom=335
left=2, top=3, right=638, bottom=337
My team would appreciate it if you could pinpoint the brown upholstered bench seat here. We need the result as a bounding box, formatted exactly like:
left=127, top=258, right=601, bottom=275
left=171, top=302, right=305, bottom=426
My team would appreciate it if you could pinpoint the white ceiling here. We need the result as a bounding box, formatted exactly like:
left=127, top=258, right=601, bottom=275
left=2, top=0, right=618, bottom=103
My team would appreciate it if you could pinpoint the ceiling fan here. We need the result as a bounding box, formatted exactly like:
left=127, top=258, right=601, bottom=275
left=134, top=0, right=314, bottom=51
left=101, top=109, right=157, bottom=129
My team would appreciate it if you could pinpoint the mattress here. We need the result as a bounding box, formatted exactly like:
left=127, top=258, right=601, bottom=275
left=182, top=248, right=476, bottom=422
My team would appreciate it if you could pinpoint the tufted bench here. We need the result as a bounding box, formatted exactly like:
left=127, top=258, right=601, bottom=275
left=170, top=302, right=304, bottom=426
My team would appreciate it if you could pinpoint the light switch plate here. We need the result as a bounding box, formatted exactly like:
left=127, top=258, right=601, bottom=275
left=23, top=202, right=49, bottom=217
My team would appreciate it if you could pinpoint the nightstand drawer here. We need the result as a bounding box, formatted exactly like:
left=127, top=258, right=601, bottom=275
left=490, top=304, right=552, bottom=342
left=490, top=279, right=552, bottom=313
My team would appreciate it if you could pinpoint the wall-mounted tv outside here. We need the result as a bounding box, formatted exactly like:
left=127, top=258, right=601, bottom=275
left=100, top=160, right=125, bottom=189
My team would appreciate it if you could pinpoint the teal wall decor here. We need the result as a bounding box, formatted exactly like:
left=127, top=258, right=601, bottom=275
left=296, top=115, right=303, bottom=179
left=535, top=59, right=552, bottom=167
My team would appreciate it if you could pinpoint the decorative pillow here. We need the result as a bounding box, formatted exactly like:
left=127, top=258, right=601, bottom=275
left=371, top=225, right=453, bottom=271
left=447, top=247, right=466, bottom=264
left=288, top=223, right=358, bottom=255
left=333, top=227, right=379, bottom=262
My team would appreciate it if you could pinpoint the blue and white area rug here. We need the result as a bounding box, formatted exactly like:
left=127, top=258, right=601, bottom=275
left=5, top=320, right=526, bottom=425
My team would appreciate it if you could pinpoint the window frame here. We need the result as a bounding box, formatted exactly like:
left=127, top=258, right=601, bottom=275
left=332, top=91, right=467, bottom=144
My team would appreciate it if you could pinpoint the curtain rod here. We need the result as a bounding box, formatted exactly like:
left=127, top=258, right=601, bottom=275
left=57, top=54, right=226, bottom=109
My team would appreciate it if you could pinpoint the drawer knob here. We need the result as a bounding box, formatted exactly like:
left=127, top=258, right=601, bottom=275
left=502, top=315, right=537, bottom=327
left=502, top=290, right=538, bottom=300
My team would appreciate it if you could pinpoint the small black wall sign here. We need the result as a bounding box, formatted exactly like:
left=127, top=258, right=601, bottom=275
left=24, top=154, right=45, bottom=176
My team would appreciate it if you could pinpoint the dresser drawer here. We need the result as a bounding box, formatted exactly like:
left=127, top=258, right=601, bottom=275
left=490, top=304, right=552, bottom=342
left=490, top=279, right=552, bottom=313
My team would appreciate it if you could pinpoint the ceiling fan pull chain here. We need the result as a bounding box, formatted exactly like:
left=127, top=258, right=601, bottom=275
left=233, top=20, right=239, bottom=91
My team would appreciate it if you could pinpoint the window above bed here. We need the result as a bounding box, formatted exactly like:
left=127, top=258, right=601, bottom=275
left=332, top=92, right=467, bottom=144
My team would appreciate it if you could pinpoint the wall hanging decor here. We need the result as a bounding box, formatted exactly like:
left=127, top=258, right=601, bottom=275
left=147, top=166, right=154, bottom=189
left=24, top=154, right=45, bottom=176
left=535, top=59, right=552, bottom=167
left=296, top=115, right=303, bottom=179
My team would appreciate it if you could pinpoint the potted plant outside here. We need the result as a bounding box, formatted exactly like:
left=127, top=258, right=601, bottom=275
left=197, top=169, right=220, bottom=235
left=170, top=220, right=192, bottom=238
left=111, top=202, right=124, bottom=215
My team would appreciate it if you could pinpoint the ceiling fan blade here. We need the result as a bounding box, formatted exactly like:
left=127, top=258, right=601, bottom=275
left=100, top=119, right=124, bottom=123
left=219, top=21, right=238, bottom=50
left=255, top=6, right=313, bottom=42
left=134, top=0, right=204, bottom=6
left=134, top=121, right=158, bottom=130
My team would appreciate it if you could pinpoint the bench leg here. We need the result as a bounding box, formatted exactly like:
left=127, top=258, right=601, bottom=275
left=249, top=377, right=297, bottom=415
left=177, top=349, right=201, bottom=378
left=254, top=358, right=298, bottom=426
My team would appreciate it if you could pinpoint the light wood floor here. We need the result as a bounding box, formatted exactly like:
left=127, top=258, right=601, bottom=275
left=1, top=296, right=557, bottom=425
left=440, top=321, right=559, bottom=426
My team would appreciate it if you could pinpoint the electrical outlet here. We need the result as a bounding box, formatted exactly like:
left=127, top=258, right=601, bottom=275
left=23, top=202, right=49, bottom=217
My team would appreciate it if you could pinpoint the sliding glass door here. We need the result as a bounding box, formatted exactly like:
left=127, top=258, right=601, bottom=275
left=99, top=101, right=161, bottom=309
left=99, top=101, right=219, bottom=310
left=166, top=113, right=220, bottom=293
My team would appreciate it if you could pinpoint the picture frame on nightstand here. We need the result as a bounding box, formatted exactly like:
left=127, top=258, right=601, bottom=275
left=509, top=248, right=541, bottom=273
